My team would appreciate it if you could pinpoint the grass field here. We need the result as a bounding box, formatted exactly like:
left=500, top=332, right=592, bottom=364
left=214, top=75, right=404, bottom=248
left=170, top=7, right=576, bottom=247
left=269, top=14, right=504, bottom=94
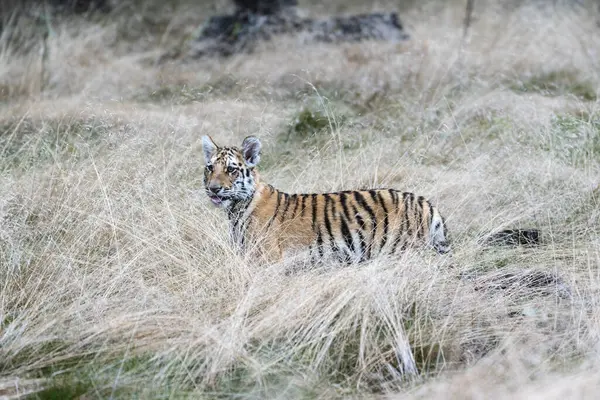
left=1, top=0, right=599, bottom=398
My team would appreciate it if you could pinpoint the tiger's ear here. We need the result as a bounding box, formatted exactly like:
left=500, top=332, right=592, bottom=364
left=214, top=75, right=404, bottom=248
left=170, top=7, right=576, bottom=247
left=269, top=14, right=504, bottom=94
left=242, top=136, right=261, bottom=167
left=202, top=135, right=217, bottom=164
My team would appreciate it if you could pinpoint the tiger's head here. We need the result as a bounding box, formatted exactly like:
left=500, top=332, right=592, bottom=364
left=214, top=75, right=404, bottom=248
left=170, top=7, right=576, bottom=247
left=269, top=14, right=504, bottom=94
left=201, top=135, right=261, bottom=208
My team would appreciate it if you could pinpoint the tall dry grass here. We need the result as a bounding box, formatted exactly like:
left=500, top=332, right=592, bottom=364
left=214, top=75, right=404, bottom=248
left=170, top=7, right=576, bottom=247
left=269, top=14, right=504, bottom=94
left=0, top=0, right=599, bottom=398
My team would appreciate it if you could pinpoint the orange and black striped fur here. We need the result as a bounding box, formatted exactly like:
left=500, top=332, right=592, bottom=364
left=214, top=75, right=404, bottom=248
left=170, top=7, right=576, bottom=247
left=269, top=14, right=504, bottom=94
left=202, top=135, right=450, bottom=264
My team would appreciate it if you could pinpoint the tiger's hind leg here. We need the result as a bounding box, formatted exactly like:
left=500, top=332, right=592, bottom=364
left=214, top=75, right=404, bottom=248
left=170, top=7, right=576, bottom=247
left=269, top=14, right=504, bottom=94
left=429, top=210, right=450, bottom=254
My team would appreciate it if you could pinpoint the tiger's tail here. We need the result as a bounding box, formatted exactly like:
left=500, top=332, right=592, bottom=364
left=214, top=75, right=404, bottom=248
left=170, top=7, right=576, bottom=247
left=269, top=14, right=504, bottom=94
left=429, top=208, right=450, bottom=254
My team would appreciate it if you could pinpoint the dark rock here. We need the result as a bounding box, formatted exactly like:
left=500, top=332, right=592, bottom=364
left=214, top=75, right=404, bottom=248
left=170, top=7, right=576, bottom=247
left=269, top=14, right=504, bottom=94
left=483, top=229, right=541, bottom=247
left=186, top=2, right=409, bottom=59
left=311, top=12, right=408, bottom=43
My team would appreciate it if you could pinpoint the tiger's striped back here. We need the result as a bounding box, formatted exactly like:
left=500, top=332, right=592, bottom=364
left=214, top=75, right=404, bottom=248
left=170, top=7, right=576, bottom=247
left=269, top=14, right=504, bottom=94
left=201, top=135, right=450, bottom=264
left=239, top=186, right=449, bottom=263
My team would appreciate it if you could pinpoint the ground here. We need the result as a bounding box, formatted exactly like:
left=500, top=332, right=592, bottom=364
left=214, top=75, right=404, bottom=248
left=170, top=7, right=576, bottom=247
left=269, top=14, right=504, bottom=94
left=0, top=0, right=599, bottom=398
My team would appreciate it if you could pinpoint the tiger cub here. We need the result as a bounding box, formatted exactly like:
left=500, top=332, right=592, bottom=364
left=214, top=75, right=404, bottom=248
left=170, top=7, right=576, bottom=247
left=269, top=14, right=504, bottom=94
left=202, top=135, right=450, bottom=264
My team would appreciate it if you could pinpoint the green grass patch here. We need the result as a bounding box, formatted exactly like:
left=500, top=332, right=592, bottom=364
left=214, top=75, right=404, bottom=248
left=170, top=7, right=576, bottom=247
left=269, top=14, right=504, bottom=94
left=1, top=313, right=16, bottom=331
left=547, top=113, right=600, bottom=166
left=510, top=70, right=597, bottom=101
left=280, top=105, right=356, bottom=149
left=260, top=102, right=363, bottom=171
left=27, top=377, right=91, bottom=400
left=5, top=347, right=162, bottom=399
left=288, top=108, right=331, bottom=139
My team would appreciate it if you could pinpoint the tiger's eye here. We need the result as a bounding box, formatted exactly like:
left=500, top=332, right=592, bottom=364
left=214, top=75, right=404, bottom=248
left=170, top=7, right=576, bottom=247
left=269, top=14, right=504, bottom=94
left=206, top=165, right=214, bottom=172
left=226, top=166, right=236, bottom=174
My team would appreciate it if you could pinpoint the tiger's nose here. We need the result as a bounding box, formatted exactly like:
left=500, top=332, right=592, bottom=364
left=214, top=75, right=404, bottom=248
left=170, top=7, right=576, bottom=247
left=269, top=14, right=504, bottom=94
left=207, top=185, right=221, bottom=194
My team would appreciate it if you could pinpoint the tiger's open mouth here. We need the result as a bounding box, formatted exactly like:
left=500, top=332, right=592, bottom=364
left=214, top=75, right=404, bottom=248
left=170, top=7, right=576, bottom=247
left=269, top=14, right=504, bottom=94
left=207, top=193, right=228, bottom=206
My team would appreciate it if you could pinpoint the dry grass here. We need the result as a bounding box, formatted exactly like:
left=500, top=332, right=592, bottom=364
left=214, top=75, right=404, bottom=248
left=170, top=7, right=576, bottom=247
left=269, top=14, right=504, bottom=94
left=0, top=0, right=599, bottom=398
